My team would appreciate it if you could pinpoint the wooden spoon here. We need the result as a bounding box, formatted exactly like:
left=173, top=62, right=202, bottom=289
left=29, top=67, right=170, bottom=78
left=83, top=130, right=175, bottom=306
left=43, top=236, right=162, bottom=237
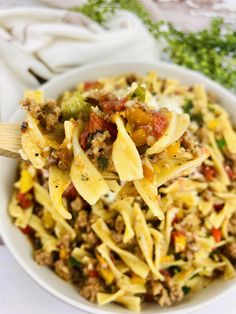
left=0, top=122, right=119, bottom=180
left=0, top=122, right=64, bottom=159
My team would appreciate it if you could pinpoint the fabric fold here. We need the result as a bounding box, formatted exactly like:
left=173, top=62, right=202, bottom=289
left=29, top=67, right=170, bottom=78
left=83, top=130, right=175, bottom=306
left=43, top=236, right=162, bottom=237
left=0, top=7, right=160, bottom=120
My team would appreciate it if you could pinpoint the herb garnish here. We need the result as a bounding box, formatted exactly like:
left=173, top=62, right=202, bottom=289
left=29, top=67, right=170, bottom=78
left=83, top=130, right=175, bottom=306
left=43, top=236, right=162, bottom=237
left=216, top=137, right=226, bottom=149
left=75, top=1, right=236, bottom=90
left=68, top=256, right=81, bottom=268
left=182, top=286, right=191, bottom=295
left=191, top=112, right=204, bottom=126
left=97, top=154, right=109, bottom=171
left=183, top=99, right=193, bottom=114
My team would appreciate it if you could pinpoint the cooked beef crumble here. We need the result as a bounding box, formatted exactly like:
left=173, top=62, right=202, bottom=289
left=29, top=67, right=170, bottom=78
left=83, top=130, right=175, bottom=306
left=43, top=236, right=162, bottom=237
left=21, top=98, right=61, bottom=132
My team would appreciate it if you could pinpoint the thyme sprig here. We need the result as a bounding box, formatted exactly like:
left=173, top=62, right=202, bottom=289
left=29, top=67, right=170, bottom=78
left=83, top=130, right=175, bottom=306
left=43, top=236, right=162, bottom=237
left=74, top=0, right=236, bottom=90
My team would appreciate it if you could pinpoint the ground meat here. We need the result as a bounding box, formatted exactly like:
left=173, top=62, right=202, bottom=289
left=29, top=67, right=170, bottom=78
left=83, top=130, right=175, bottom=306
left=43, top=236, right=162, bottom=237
left=57, top=233, right=71, bottom=250
left=223, top=242, right=236, bottom=261
left=197, top=127, right=208, bottom=144
left=85, top=90, right=117, bottom=107
left=228, top=212, right=236, bottom=235
left=21, top=98, right=61, bottom=132
left=53, top=147, right=73, bottom=170
left=148, top=278, right=184, bottom=307
left=71, top=196, right=84, bottom=212
left=89, top=213, right=99, bottom=225
left=86, top=131, right=112, bottom=172
left=224, top=150, right=236, bottom=173
left=86, top=231, right=99, bottom=245
left=34, top=249, right=53, bottom=266
left=180, top=131, right=198, bottom=154
left=79, top=277, right=105, bottom=303
left=71, top=268, right=82, bottom=284
left=201, top=189, right=213, bottom=201
left=168, top=279, right=184, bottom=303
left=82, top=258, right=98, bottom=277
left=54, top=260, right=72, bottom=281
left=75, top=210, right=88, bottom=229
left=115, top=215, right=125, bottom=234
left=111, top=231, right=123, bottom=244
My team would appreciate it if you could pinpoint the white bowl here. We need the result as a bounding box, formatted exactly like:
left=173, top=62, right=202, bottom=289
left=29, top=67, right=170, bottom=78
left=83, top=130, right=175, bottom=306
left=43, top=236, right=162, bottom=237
left=1, top=61, right=236, bottom=314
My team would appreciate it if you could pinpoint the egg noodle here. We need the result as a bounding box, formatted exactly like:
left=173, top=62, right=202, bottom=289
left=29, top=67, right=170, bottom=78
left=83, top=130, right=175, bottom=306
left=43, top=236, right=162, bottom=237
left=9, top=72, right=236, bottom=311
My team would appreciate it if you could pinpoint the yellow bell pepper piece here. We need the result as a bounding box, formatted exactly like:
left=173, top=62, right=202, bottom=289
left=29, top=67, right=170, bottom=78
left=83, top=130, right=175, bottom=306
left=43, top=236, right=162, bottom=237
left=160, top=255, right=174, bottom=263
left=60, top=248, right=68, bottom=260
left=207, top=119, right=218, bottom=130
left=167, top=141, right=180, bottom=157
left=24, top=90, right=44, bottom=103
left=130, top=275, right=145, bottom=285
left=19, top=169, right=34, bottom=194
left=97, top=254, right=114, bottom=285
left=42, top=210, right=55, bottom=229
left=173, top=231, right=186, bottom=253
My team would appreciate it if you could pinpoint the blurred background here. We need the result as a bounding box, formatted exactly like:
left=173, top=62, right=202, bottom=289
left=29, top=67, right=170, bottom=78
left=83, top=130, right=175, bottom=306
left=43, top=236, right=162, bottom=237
left=1, top=0, right=236, bottom=29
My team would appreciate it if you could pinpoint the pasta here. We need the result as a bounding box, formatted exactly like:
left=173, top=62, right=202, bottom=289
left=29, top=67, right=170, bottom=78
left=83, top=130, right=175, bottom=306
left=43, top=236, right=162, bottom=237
left=9, top=71, right=236, bottom=311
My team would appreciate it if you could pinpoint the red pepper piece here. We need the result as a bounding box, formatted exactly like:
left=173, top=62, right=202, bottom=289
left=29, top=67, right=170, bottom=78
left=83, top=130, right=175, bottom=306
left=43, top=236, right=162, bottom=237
left=63, top=183, right=78, bottom=201
left=16, top=192, right=33, bottom=209
left=100, top=97, right=127, bottom=114
left=89, top=270, right=99, bottom=278
left=211, top=228, right=222, bottom=243
left=88, top=112, right=117, bottom=138
left=224, top=164, right=236, bottom=181
left=151, top=112, right=168, bottom=138
left=201, top=164, right=217, bottom=181
left=20, top=225, right=33, bottom=235
left=84, top=81, right=102, bottom=91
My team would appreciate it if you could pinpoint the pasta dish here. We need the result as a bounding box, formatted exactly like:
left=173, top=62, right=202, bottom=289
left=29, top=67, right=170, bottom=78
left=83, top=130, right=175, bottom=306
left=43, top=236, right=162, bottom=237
left=8, top=72, right=236, bottom=312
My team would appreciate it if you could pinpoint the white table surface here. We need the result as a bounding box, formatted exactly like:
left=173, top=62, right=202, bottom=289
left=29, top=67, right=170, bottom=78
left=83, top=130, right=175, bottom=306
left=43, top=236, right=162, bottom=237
left=1, top=1, right=236, bottom=314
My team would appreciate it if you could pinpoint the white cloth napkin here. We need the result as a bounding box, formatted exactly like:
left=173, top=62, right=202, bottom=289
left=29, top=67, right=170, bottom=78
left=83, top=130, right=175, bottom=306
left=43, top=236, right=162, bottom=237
left=0, top=7, right=160, bottom=121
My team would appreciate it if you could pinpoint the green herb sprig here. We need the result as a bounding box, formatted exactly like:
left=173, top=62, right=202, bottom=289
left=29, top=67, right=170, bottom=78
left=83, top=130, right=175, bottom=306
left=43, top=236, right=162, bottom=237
left=74, top=0, right=236, bottom=90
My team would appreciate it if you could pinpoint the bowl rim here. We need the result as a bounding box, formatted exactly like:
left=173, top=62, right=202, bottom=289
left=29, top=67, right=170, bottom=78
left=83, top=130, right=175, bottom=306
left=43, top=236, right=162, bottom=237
left=1, top=60, right=236, bottom=314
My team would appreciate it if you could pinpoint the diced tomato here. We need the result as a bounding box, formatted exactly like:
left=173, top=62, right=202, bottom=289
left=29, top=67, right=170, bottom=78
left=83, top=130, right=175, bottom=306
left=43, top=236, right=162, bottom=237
left=16, top=192, right=33, bottom=209
left=151, top=112, right=168, bottom=138
left=20, top=225, right=33, bottom=235
left=172, top=216, right=179, bottom=224
left=88, top=112, right=117, bottom=138
left=160, top=269, right=170, bottom=277
left=172, top=230, right=185, bottom=238
left=89, top=270, right=99, bottom=278
left=224, top=164, right=236, bottom=181
left=211, top=228, right=221, bottom=242
left=172, top=211, right=183, bottom=225
left=214, top=203, right=224, bottom=212
left=79, top=129, right=89, bottom=150
left=201, top=164, right=217, bottom=181
left=100, top=99, right=126, bottom=114
left=63, top=183, right=78, bottom=200
left=84, top=81, right=102, bottom=91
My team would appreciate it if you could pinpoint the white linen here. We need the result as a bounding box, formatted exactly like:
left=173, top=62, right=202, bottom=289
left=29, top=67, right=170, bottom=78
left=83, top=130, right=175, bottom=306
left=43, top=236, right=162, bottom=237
left=0, top=7, right=159, bottom=121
